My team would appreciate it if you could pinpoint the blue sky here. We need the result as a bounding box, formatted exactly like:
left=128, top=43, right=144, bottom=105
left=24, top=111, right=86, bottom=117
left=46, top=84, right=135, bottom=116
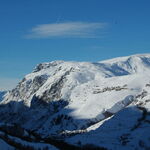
left=0, top=0, right=150, bottom=90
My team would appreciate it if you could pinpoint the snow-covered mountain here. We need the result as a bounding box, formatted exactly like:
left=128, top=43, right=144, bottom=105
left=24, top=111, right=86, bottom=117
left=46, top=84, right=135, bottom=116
left=0, top=54, right=150, bottom=150
left=0, top=91, right=6, bottom=101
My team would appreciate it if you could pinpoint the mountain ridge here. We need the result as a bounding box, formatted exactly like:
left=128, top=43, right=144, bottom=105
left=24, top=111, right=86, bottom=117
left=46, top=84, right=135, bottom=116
left=0, top=54, right=150, bottom=150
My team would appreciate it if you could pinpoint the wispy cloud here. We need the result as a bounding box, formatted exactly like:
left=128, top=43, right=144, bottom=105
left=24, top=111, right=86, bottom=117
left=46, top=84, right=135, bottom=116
left=26, top=22, right=108, bottom=39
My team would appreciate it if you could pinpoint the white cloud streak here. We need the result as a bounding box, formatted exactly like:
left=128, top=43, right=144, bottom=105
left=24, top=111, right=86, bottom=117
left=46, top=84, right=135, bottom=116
left=26, top=22, right=108, bottom=39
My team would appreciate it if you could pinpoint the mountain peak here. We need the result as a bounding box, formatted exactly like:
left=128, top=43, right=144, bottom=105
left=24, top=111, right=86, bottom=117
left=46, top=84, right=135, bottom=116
left=100, top=53, right=150, bottom=64
left=0, top=54, right=150, bottom=149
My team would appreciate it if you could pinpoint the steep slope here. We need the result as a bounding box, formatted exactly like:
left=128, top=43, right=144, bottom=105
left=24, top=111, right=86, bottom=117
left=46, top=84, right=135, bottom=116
left=0, top=54, right=150, bottom=149
left=0, top=91, right=6, bottom=101
left=0, top=139, right=15, bottom=150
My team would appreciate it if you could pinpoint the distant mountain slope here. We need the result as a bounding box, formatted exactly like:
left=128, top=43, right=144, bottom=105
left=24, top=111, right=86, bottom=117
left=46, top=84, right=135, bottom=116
left=0, top=54, right=150, bottom=150
left=0, top=91, right=7, bottom=101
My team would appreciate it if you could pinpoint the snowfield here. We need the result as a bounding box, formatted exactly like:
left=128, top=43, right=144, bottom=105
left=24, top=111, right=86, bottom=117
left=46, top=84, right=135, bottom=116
left=0, top=54, right=150, bottom=149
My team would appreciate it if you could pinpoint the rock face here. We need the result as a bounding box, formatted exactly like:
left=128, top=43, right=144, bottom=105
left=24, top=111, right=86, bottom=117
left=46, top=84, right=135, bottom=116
left=1, top=54, right=150, bottom=150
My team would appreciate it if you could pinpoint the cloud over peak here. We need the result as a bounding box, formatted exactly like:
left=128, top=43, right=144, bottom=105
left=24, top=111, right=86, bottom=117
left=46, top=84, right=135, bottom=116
left=26, top=22, right=108, bottom=39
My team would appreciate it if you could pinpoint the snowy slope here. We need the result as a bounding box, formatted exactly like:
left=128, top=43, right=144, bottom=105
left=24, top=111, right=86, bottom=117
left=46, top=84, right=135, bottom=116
left=0, top=54, right=150, bottom=149
left=0, top=139, right=15, bottom=150
left=0, top=91, right=6, bottom=101
left=66, top=85, right=150, bottom=150
left=0, top=130, right=58, bottom=150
